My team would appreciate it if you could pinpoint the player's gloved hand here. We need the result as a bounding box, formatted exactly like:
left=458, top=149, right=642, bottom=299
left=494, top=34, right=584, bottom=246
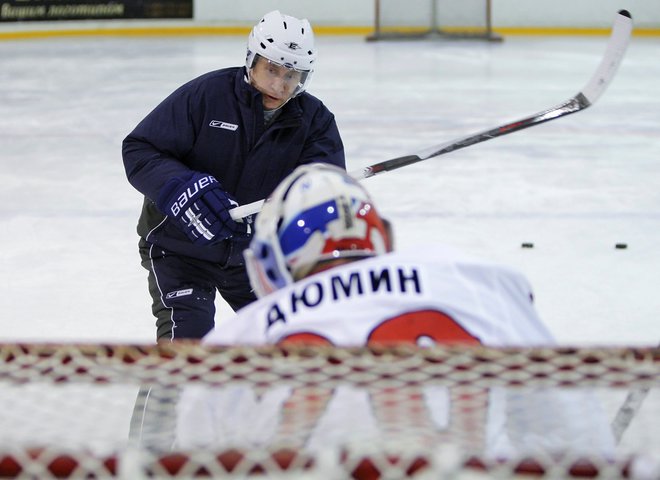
left=156, top=172, right=248, bottom=245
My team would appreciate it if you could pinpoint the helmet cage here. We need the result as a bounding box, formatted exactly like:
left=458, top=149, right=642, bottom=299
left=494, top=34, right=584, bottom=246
left=248, top=55, right=313, bottom=100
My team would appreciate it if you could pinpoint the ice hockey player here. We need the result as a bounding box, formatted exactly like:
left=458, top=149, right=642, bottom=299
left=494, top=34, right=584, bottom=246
left=122, top=11, right=345, bottom=341
left=204, top=162, right=552, bottom=346
left=187, top=163, right=615, bottom=460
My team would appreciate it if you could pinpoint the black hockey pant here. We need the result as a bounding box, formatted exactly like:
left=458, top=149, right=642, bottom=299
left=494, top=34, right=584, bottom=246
left=139, top=239, right=256, bottom=341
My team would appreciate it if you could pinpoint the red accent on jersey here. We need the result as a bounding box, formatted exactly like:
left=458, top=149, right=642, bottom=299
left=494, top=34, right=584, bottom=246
left=278, top=332, right=333, bottom=345
left=368, top=310, right=481, bottom=345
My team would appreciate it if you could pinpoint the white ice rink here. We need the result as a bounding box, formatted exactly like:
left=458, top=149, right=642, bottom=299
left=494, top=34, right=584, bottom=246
left=1, top=29, right=659, bottom=345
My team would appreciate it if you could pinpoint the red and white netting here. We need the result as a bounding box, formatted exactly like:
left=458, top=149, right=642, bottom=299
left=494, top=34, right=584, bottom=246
left=0, top=343, right=658, bottom=479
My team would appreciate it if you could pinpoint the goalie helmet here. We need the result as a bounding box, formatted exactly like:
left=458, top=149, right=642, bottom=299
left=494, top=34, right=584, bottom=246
left=245, top=10, right=317, bottom=97
left=244, top=164, right=391, bottom=298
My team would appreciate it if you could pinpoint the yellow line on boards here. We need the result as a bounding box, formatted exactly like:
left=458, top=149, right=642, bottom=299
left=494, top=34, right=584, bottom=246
left=0, top=24, right=658, bottom=41
left=495, top=26, right=660, bottom=36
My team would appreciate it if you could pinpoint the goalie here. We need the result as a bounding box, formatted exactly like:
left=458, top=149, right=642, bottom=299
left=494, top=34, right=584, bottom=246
left=179, top=164, right=616, bottom=459
left=205, top=163, right=552, bottom=346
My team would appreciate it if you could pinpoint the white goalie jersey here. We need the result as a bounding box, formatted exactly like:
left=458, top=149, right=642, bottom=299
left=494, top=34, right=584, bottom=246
left=179, top=245, right=615, bottom=459
left=204, top=244, right=554, bottom=347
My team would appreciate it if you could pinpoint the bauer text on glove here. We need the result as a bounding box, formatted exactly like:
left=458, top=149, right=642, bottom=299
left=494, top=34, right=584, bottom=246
left=156, top=173, right=248, bottom=245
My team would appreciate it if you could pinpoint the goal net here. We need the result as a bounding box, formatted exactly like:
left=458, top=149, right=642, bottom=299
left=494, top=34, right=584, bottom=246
left=367, top=0, right=503, bottom=42
left=0, top=343, right=658, bottom=479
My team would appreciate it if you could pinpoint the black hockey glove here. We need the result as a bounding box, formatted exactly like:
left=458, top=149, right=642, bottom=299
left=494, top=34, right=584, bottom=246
left=157, top=172, right=248, bottom=245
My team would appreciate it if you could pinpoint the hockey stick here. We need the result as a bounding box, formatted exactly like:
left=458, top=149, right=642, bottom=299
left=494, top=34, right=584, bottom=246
left=230, top=10, right=632, bottom=220
left=610, top=341, right=658, bottom=443
left=611, top=384, right=651, bottom=443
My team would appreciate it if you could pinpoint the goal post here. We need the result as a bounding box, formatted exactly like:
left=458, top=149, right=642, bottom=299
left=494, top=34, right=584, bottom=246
left=367, top=0, right=503, bottom=42
left=0, top=343, right=658, bottom=479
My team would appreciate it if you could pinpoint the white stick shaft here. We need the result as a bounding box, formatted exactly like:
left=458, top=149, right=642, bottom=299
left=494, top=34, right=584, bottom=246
left=230, top=199, right=264, bottom=221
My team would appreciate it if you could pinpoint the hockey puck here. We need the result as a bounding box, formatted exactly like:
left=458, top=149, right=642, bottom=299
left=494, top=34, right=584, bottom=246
left=521, top=242, right=534, bottom=249
left=615, top=243, right=628, bottom=249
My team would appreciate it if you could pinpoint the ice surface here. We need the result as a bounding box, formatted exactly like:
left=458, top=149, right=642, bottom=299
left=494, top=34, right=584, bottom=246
left=1, top=34, right=659, bottom=345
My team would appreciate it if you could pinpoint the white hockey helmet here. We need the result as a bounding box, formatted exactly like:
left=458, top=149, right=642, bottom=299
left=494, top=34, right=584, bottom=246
left=244, top=164, right=391, bottom=298
left=246, top=10, right=317, bottom=97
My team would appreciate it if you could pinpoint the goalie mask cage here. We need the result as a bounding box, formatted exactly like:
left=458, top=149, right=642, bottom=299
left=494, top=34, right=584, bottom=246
left=0, top=343, right=658, bottom=479
left=367, top=0, right=503, bottom=42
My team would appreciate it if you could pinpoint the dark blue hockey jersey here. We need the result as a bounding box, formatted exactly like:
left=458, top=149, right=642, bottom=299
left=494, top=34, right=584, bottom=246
left=122, top=67, right=345, bottom=264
